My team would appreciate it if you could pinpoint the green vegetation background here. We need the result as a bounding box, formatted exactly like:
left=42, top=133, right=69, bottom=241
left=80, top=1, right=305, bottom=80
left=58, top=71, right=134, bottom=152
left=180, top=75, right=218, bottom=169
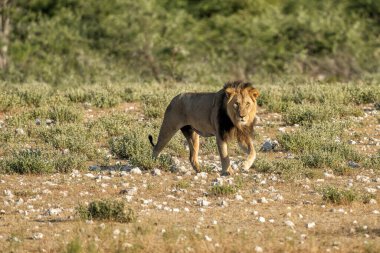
left=1, top=0, right=380, bottom=85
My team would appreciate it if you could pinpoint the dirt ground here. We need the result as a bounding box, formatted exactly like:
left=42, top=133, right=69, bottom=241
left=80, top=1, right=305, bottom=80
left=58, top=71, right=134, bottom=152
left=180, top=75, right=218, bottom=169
left=0, top=106, right=379, bottom=253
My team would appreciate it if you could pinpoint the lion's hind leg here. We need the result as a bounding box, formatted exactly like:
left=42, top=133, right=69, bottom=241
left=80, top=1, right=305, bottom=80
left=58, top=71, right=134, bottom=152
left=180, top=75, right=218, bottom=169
left=181, top=126, right=201, bottom=173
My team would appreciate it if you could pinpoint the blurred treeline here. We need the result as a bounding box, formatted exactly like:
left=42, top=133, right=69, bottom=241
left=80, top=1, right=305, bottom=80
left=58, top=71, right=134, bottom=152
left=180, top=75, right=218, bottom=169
left=0, top=0, right=379, bottom=85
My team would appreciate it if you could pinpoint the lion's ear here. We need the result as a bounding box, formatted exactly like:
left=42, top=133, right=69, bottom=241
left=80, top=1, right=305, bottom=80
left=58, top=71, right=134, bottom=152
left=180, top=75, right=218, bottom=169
left=225, top=87, right=236, bottom=98
left=248, top=88, right=259, bottom=99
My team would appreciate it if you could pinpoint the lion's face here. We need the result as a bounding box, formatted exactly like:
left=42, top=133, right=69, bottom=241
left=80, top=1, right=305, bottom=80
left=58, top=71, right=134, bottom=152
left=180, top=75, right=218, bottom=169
left=225, top=87, right=259, bottom=128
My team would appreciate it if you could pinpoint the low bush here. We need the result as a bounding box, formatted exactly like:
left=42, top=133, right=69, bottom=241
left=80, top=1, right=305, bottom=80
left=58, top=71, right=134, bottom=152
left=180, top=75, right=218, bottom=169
left=76, top=200, right=135, bottom=223
left=2, top=147, right=85, bottom=174
left=109, top=125, right=173, bottom=170
left=321, top=186, right=358, bottom=204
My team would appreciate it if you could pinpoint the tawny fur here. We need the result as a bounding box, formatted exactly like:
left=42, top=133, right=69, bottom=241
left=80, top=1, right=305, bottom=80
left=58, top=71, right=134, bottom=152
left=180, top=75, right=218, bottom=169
left=149, top=81, right=259, bottom=175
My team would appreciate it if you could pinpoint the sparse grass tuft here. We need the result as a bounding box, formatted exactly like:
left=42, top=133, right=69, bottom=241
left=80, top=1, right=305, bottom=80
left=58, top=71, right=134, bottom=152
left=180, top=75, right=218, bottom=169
left=109, top=126, right=172, bottom=170
left=278, top=122, right=363, bottom=169
left=254, top=158, right=313, bottom=179
left=77, top=200, right=136, bottom=223
left=65, top=237, right=82, bottom=253
left=173, top=180, right=191, bottom=189
left=321, top=186, right=358, bottom=204
left=2, top=148, right=85, bottom=174
left=209, top=185, right=237, bottom=196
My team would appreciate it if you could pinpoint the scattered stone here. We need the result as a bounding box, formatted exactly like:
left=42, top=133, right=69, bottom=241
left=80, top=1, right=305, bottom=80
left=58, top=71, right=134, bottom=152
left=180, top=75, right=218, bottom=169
left=324, top=172, right=335, bottom=178
left=369, top=199, right=377, bottom=205
left=32, top=233, right=44, bottom=240
left=152, top=169, right=161, bottom=176
left=348, top=161, right=360, bottom=168
left=46, top=119, right=54, bottom=125
left=284, top=220, right=295, bottom=230
left=120, top=187, right=138, bottom=196
left=258, top=197, right=268, bottom=204
left=255, top=246, right=263, bottom=253
left=365, top=187, right=377, bottom=194
left=35, top=119, right=41, bottom=125
left=261, top=139, right=278, bottom=152
left=198, top=172, right=208, bottom=179
left=130, top=167, right=142, bottom=175
left=306, top=222, right=316, bottom=229
left=84, top=173, right=95, bottom=179
left=258, top=217, right=266, bottom=223
left=204, top=235, right=212, bottom=242
left=219, top=200, right=228, bottom=207
left=113, top=229, right=121, bottom=236
left=15, top=128, right=25, bottom=135
left=197, top=198, right=210, bottom=207
left=251, top=200, right=258, bottom=205
left=373, top=210, right=379, bottom=214
left=4, top=189, right=13, bottom=197
left=235, top=194, right=243, bottom=201
left=47, top=208, right=62, bottom=216
left=348, top=140, right=357, bottom=145
left=274, top=194, right=284, bottom=201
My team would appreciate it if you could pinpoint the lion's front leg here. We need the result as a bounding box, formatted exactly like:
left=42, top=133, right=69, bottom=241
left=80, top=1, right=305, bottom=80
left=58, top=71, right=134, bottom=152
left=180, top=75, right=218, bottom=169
left=217, top=138, right=234, bottom=176
left=241, top=139, right=256, bottom=172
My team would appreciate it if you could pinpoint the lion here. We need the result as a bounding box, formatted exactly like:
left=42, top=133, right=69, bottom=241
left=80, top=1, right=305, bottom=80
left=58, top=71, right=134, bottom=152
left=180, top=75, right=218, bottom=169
left=148, top=81, right=259, bottom=175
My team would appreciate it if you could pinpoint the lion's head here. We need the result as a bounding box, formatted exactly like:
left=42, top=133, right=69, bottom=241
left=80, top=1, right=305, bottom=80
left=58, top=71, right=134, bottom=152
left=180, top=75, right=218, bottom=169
left=224, top=81, right=259, bottom=129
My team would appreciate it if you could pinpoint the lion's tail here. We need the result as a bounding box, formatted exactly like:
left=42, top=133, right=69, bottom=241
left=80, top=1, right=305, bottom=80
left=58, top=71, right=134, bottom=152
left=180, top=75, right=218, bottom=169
left=148, top=135, right=155, bottom=147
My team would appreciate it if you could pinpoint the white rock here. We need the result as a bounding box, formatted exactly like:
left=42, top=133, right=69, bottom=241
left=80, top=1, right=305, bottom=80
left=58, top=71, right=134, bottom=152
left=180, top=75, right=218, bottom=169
left=33, top=233, right=44, bottom=240
left=258, top=217, right=266, bottom=223
left=255, top=246, right=263, bottom=253
left=348, top=140, right=357, bottom=145
left=113, top=229, right=120, bottom=236
left=130, top=167, right=142, bottom=175
left=47, top=208, right=62, bottom=216
left=274, top=194, right=284, bottom=201
left=15, top=128, right=25, bottom=135
left=197, top=198, right=210, bottom=207
left=365, top=187, right=377, bottom=193
left=258, top=197, right=268, bottom=204
left=235, top=194, right=243, bottom=201
left=306, top=222, right=316, bottom=229
left=3, top=189, right=13, bottom=197
left=369, top=199, right=377, bottom=205
left=121, top=187, right=137, bottom=196
left=198, top=172, right=208, bottom=179
left=152, top=169, right=161, bottom=176
left=324, top=172, right=335, bottom=178
left=220, top=200, right=228, bottom=207
left=284, top=220, right=295, bottom=229
left=373, top=210, right=380, bottom=214
left=205, top=235, right=212, bottom=242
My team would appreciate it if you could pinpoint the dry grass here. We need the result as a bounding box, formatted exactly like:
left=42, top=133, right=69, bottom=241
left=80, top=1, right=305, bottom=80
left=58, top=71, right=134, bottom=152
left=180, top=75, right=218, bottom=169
left=0, top=81, right=379, bottom=252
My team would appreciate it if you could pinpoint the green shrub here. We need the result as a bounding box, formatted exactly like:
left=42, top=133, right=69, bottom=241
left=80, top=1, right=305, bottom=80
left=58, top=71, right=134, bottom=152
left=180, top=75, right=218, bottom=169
left=76, top=200, right=135, bottom=223
left=109, top=125, right=173, bottom=170
left=209, top=185, right=237, bottom=196
left=278, top=122, right=362, bottom=169
left=2, top=148, right=85, bottom=174
left=253, top=158, right=310, bottom=179
left=321, top=186, right=358, bottom=204
left=36, top=124, right=97, bottom=159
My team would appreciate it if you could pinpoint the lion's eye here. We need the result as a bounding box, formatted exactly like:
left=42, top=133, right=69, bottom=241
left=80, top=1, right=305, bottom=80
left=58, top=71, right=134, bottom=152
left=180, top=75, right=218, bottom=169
left=246, top=102, right=250, bottom=107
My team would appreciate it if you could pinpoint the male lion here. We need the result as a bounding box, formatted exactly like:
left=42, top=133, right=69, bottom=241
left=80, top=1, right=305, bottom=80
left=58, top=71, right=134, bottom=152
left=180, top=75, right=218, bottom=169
left=148, top=81, right=259, bottom=175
